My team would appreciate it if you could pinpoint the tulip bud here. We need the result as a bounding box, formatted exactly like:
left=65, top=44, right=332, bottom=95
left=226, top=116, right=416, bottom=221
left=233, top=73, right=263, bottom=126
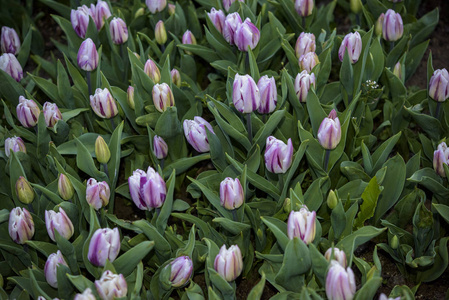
left=390, top=235, right=399, bottom=250
left=86, top=178, right=110, bottom=210
left=155, top=21, right=167, bottom=45
left=220, top=177, right=244, bottom=210
left=95, top=136, right=111, bottom=164
left=0, top=53, right=23, bottom=82
left=207, top=8, right=226, bottom=34
left=70, top=5, right=93, bottom=38
left=127, top=86, right=135, bottom=109
left=5, top=136, right=26, bottom=157
left=128, top=167, right=166, bottom=211
left=299, top=52, right=319, bottom=73
left=325, top=261, right=356, bottom=300
left=375, top=13, right=385, bottom=36
left=90, top=88, right=118, bottom=119
left=45, top=208, right=74, bottom=241
left=77, top=38, right=99, bottom=71
left=393, top=62, right=404, bottom=82
left=283, top=198, right=292, bottom=213
left=164, top=256, right=193, bottom=288
left=88, top=228, right=121, bottom=266
left=16, top=96, right=40, bottom=128
left=223, top=13, right=242, bottom=45
left=324, top=247, right=347, bottom=268
left=295, top=32, right=316, bottom=59
left=95, top=270, right=127, bottom=300
left=429, top=69, right=449, bottom=102
left=350, top=0, right=362, bottom=14
left=257, top=75, right=277, bottom=114
left=223, top=0, right=244, bottom=12
left=183, top=117, right=215, bottom=153
left=317, top=109, right=342, bottom=150
left=168, top=4, right=176, bottom=15
left=133, top=52, right=141, bottom=59
left=1, top=27, right=21, bottom=55
left=43, top=102, right=62, bottom=128
left=135, top=7, right=145, bottom=18
left=382, top=9, right=403, bottom=42
left=327, top=190, right=338, bottom=209
left=338, top=32, right=362, bottom=64
left=152, top=83, right=175, bottom=112
left=287, top=206, right=316, bottom=244
left=146, top=0, right=167, bottom=14
left=110, top=17, right=128, bottom=45
left=295, top=0, right=314, bottom=17
left=94, top=0, right=112, bottom=31
left=232, top=74, right=260, bottom=113
left=433, top=142, right=449, bottom=177
left=171, top=69, right=181, bottom=87
left=153, top=135, right=168, bottom=159
left=182, top=30, right=197, bottom=54
left=16, top=176, right=34, bottom=204
left=144, top=59, right=161, bottom=83
left=8, top=207, right=34, bottom=244
left=74, top=288, right=96, bottom=300
left=58, top=173, right=75, bottom=200
left=234, top=18, right=260, bottom=52
left=264, top=136, right=294, bottom=174
left=44, top=250, right=69, bottom=288
left=294, top=70, right=316, bottom=103
left=214, top=245, right=243, bottom=282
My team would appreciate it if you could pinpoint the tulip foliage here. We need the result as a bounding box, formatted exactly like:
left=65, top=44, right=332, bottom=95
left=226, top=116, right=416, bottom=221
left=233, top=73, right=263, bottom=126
left=0, top=0, right=447, bottom=299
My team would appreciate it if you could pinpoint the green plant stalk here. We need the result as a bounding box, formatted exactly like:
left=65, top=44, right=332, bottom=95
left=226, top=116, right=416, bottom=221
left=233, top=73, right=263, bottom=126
left=324, top=149, right=331, bottom=172
left=232, top=209, right=238, bottom=222
left=436, top=102, right=442, bottom=119
left=86, top=71, right=92, bottom=96
left=390, top=41, right=395, bottom=53
left=103, top=163, right=109, bottom=179
left=247, top=113, right=253, bottom=144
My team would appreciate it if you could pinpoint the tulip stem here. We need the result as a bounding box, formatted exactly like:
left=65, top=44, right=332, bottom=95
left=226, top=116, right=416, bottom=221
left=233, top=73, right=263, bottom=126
left=110, top=117, right=116, bottom=131
left=160, top=159, right=165, bottom=171
left=156, top=207, right=161, bottom=217
left=302, top=17, right=306, bottom=30
left=232, top=210, right=238, bottom=222
left=436, top=102, right=442, bottom=119
left=161, top=44, right=166, bottom=53
left=356, top=14, right=361, bottom=27
left=86, top=71, right=92, bottom=96
left=103, top=163, right=109, bottom=178
left=27, top=203, right=34, bottom=214
left=390, top=41, right=395, bottom=53
left=278, top=174, right=284, bottom=190
left=247, top=113, right=252, bottom=144
left=324, top=149, right=331, bottom=172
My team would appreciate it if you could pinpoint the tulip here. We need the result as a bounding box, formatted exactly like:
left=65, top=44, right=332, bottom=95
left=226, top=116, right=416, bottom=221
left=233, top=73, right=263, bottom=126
left=350, top=0, right=362, bottom=14
left=220, top=177, right=244, bottom=210
left=95, top=270, right=127, bottom=300
left=393, top=62, right=404, bottom=82
left=171, top=69, right=181, bottom=87
left=183, top=117, right=215, bottom=152
left=74, top=288, right=96, bottom=300
left=152, top=83, right=175, bottom=112
left=153, top=135, right=168, bottom=159
left=109, top=17, right=128, bottom=45
left=295, top=32, right=316, bottom=59
left=223, top=0, right=244, bottom=12
left=264, top=136, right=294, bottom=174
left=214, top=245, right=243, bottom=282
left=390, top=235, right=399, bottom=250
left=5, top=136, right=26, bottom=157
left=90, top=88, right=118, bottom=119
left=299, top=52, right=319, bottom=73
left=16, top=96, right=40, bottom=128
left=182, top=30, right=197, bottom=53
left=128, top=166, right=166, bottom=210
left=234, top=18, right=260, bottom=52
left=44, top=250, right=69, bottom=288
left=1, top=27, right=21, bottom=55
left=433, top=142, right=449, bottom=177
left=45, top=208, right=74, bottom=241
left=144, top=59, right=161, bottom=83
left=0, top=53, right=23, bottom=82
left=88, top=228, right=120, bottom=267
left=77, top=38, right=99, bottom=71
left=207, top=8, right=226, bottom=34
left=338, top=32, right=362, bottom=64
left=146, top=0, right=167, bottom=14
left=43, top=102, right=62, bottom=128
left=429, top=69, right=449, bottom=102
left=375, top=13, right=385, bottom=36
left=318, top=109, right=341, bottom=150
left=379, top=294, right=401, bottom=300
left=223, top=13, right=242, bottom=45
left=155, top=21, right=167, bottom=45
left=8, top=207, right=34, bottom=244
left=257, top=75, right=277, bottom=114
left=325, top=248, right=347, bottom=268
left=70, top=5, right=93, bottom=38
left=294, top=70, right=316, bottom=103
left=287, top=206, right=316, bottom=244
left=16, top=176, right=34, bottom=204
left=58, top=173, right=74, bottom=200
left=168, top=4, right=176, bottom=15
left=325, top=261, right=356, bottom=300
left=327, top=190, right=338, bottom=210
left=86, top=178, right=110, bottom=210
left=95, top=136, right=111, bottom=164
left=166, top=256, right=193, bottom=288
left=382, top=9, right=403, bottom=42
left=127, top=86, right=135, bottom=109
left=93, top=0, right=111, bottom=31
left=232, top=74, right=260, bottom=113
left=295, top=0, right=314, bottom=17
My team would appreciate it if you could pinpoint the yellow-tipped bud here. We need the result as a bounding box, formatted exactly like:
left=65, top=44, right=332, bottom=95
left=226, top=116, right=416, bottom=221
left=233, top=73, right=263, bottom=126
left=155, top=21, right=167, bottom=45
left=58, top=173, right=75, bottom=200
left=16, top=176, right=34, bottom=204
left=327, top=190, right=338, bottom=209
left=127, top=86, right=135, bottom=110
left=350, top=0, right=363, bottom=14
left=283, top=198, right=291, bottom=213
left=135, top=7, right=145, bottom=18
left=95, top=136, right=111, bottom=164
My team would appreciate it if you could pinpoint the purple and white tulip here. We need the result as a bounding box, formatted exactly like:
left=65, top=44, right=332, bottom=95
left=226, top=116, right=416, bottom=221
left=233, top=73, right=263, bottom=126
left=110, top=17, right=128, bottom=45
left=74, top=288, right=96, bottom=300
left=8, top=207, right=34, bottom=244
left=295, top=32, right=316, bottom=59
left=86, top=178, right=110, bottom=210
left=317, top=109, right=342, bottom=150
left=429, top=69, right=449, bottom=102
left=264, top=136, right=294, bottom=174
left=223, top=0, right=244, bottom=12
left=257, top=75, right=277, bottom=114
left=0, top=53, right=23, bottom=82
left=144, top=59, right=161, bottom=83
left=325, top=260, right=356, bottom=300
left=152, top=83, right=175, bottom=112
left=16, top=96, right=40, bottom=128
left=234, top=18, right=260, bottom=52
left=338, top=32, right=362, bottom=64
left=43, top=102, right=62, bottom=128
left=433, top=142, right=449, bottom=177
left=207, top=8, right=226, bottom=34
left=220, top=177, right=244, bottom=210
left=44, top=250, right=69, bottom=288
left=146, top=0, right=167, bottom=14
left=90, top=88, right=118, bottom=119
left=287, top=206, right=316, bottom=244
left=299, top=52, right=319, bottom=73
left=93, top=0, right=111, bottom=31
left=294, top=70, right=316, bottom=103
left=183, top=116, right=215, bottom=153
left=153, top=135, right=168, bottom=159
left=382, top=9, right=403, bottom=42
left=77, top=38, right=98, bottom=71
left=70, top=5, right=93, bottom=38
left=88, top=228, right=120, bottom=267
left=5, top=136, right=26, bottom=157
left=95, top=270, right=127, bottom=300
left=214, top=245, right=243, bottom=282
left=232, top=74, right=260, bottom=113
left=45, top=208, right=74, bottom=241
left=223, top=13, right=242, bottom=45
left=295, top=0, right=314, bottom=17
left=167, top=256, right=193, bottom=288
left=1, top=27, right=21, bottom=55
left=325, top=247, right=347, bottom=268
left=128, top=166, right=167, bottom=211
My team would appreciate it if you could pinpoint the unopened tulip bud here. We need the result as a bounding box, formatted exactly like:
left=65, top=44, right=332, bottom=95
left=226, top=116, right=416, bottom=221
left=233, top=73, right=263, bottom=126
left=287, top=206, right=316, bottom=244
left=135, top=7, right=145, bottom=18
left=146, top=0, right=167, bottom=14
left=223, top=0, right=244, bottom=12
left=183, top=117, right=215, bottom=153
left=153, top=135, right=168, bottom=159
left=127, top=86, right=135, bottom=109
left=16, top=176, right=34, bottom=204
left=295, top=0, right=314, bottom=17
left=70, top=5, right=93, bottom=38
left=375, top=13, right=384, bottom=36
left=429, top=69, right=449, bottom=102
left=327, top=190, right=338, bottom=209
left=324, top=247, right=347, bottom=267
left=86, top=178, right=110, bottom=210
left=133, top=52, right=140, bottom=59
left=110, top=17, right=128, bottom=45
left=95, top=270, right=127, bottom=300
left=393, top=62, right=404, bottom=82
left=74, top=288, right=96, bottom=300
left=95, top=136, right=111, bottom=164
left=94, top=0, right=112, bottom=30
left=294, top=70, right=316, bottom=103
left=390, top=235, right=399, bottom=250
left=58, top=173, right=74, bottom=200
left=1, top=27, right=21, bottom=55
left=317, top=109, right=341, bottom=150
left=43, top=102, right=62, bottom=128
left=8, top=207, right=34, bottom=244
left=128, top=166, right=167, bottom=210
left=235, top=18, right=260, bottom=52
left=171, top=69, right=181, bottom=87
left=326, top=261, right=356, bottom=300
left=164, top=256, right=193, bottom=288
left=90, top=88, right=118, bottom=119
left=233, top=74, right=260, bottom=113
left=0, top=53, right=23, bottom=82
left=283, top=198, right=292, bottom=213
left=207, top=8, right=226, bottom=34
left=88, top=228, right=120, bottom=266
left=338, top=32, right=362, bottom=64
left=77, top=38, right=99, bottom=71
left=168, top=4, right=176, bottom=15
left=44, top=250, right=69, bottom=288
left=264, top=136, right=294, bottom=173
left=16, top=96, right=40, bottom=128
left=214, top=245, right=243, bottom=281
left=144, top=59, right=161, bottom=83
left=350, top=0, right=362, bottom=14
left=434, top=142, right=449, bottom=177
left=295, top=32, right=316, bottom=59
left=299, top=52, right=319, bottom=73
left=5, top=136, right=26, bottom=157
left=45, top=208, right=74, bottom=241
left=182, top=30, right=196, bottom=54
left=257, top=75, right=277, bottom=114
left=223, top=13, right=242, bottom=45
left=152, top=83, right=175, bottom=112
left=383, top=9, right=403, bottom=42
left=155, top=21, right=167, bottom=45
left=220, top=177, right=244, bottom=210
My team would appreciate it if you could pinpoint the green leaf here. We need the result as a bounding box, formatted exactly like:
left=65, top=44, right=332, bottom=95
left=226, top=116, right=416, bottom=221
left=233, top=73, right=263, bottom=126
left=261, top=216, right=289, bottom=251
left=156, top=170, right=176, bottom=233
left=212, top=218, right=251, bottom=235
left=354, top=176, right=382, bottom=228
left=433, top=203, right=449, bottom=225
left=113, top=241, right=155, bottom=277
left=74, top=137, right=108, bottom=182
